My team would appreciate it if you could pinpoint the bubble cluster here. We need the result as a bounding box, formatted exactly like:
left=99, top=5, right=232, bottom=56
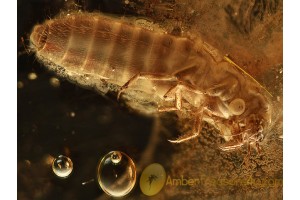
left=97, top=151, right=136, bottom=197
left=52, top=155, right=73, bottom=178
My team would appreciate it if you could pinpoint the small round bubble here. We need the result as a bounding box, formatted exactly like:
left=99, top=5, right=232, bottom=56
left=69, top=111, right=76, bottom=117
left=52, top=155, right=73, bottom=178
left=97, top=151, right=136, bottom=197
left=17, top=81, right=24, bottom=89
left=111, top=151, right=122, bottom=164
left=28, top=72, right=37, bottom=80
left=49, top=77, right=60, bottom=87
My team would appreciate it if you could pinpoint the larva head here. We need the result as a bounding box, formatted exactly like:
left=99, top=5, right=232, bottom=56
left=242, top=91, right=272, bottom=146
left=30, top=24, right=49, bottom=50
left=219, top=92, right=272, bottom=151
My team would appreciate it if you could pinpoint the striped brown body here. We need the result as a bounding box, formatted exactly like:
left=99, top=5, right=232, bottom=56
left=30, top=12, right=274, bottom=153
left=30, top=13, right=197, bottom=87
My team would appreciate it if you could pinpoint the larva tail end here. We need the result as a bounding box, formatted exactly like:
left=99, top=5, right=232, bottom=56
left=30, top=24, right=49, bottom=51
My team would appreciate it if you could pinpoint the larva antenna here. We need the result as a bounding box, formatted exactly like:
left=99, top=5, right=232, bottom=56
left=21, top=37, right=30, bottom=54
left=223, top=55, right=273, bottom=98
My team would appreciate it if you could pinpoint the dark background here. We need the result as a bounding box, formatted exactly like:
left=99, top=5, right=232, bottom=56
left=17, top=1, right=171, bottom=199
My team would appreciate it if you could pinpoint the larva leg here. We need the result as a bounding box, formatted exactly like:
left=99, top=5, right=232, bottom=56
left=158, top=82, right=204, bottom=112
left=117, top=73, right=177, bottom=100
left=219, top=141, right=245, bottom=151
left=239, top=148, right=250, bottom=167
left=157, top=88, right=182, bottom=112
left=117, top=63, right=200, bottom=100
left=240, top=141, right=263, bottom=167
left=168, top=113, right=203, bottom=143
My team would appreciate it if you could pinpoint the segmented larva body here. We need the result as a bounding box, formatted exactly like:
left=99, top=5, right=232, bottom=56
left=30, top=12, right=273, bottom=151
left=31, top=13, right=197, bottom=93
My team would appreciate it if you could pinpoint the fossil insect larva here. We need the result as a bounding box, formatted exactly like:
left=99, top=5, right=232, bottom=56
left=30, top=12, right=273, bottom=152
